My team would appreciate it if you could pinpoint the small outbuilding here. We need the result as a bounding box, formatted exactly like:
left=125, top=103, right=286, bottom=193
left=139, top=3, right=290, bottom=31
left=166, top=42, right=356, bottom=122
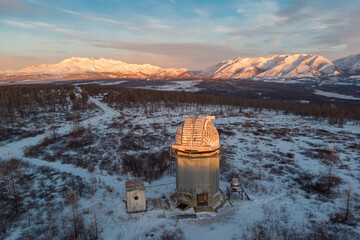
left=125, top=179, right=146, bottom=213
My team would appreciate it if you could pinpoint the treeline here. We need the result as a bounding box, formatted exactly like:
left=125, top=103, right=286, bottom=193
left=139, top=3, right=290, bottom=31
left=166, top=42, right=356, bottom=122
left=82, top=84, right=360, bottom=124
left=0, top=84, right=93, bottom=126
left=1, top=84, right=359, bottom=125
left=0, top=84, right=74, bottom=123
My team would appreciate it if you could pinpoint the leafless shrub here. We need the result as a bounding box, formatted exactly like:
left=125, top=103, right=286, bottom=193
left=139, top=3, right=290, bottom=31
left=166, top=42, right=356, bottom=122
left=218, top=128, right=236, bottom=136
left=121, top=154, right=144, bottom=178
left=24, top=144, right=44, bottom=158
left=306, top=221, right=359, bottom=240
left=294, top=170, right=342, bottom=197
left=160, top=228, right=186, bottom=240
left=330, top=185, right=356, bottom=226
left=43, top=153, right=55, bottom=162
left=220, top=155, right=231, bottom=173
left=120, top=134, right=139, bottom=150
left=24, top=134, right=58, bottom=158
left=144, top=151, right=170, bottom=181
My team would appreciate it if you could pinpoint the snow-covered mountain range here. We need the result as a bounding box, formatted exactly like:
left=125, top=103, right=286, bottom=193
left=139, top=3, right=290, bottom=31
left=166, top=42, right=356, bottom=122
left=0, top=57, right=193, bottom=82
left=333, top=54, right=360, bottom=75
left=200, top=54, right=342, bottom=80
left=1, top=54, right=360, bottom=83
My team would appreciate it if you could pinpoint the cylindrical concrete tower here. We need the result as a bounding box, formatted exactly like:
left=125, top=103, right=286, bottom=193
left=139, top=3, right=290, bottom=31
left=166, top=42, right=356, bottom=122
left=171, top=115, right=220, bottom=208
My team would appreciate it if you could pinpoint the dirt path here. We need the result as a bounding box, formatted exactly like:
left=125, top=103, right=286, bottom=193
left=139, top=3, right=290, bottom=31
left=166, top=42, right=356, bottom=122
left=0, top=94, right=122, bottom=190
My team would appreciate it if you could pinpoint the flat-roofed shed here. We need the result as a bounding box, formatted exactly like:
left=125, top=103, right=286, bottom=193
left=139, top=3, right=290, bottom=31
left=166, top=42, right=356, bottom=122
left=125, top=179, right=146, bottom=213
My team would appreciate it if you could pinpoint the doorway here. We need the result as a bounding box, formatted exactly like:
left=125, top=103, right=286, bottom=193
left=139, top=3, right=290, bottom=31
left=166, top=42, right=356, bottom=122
left=197, top=191, right=208, bottom=206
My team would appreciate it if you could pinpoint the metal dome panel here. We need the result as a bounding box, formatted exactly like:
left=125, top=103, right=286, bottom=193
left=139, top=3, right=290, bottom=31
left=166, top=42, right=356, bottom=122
left=172, top=115, right=220, bottom=153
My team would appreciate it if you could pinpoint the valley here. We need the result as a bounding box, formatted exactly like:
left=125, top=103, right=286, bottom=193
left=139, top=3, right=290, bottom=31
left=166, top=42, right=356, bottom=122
left=65, top=78, right=360, bottom=105
left=0, top=84, right=359, bottom=239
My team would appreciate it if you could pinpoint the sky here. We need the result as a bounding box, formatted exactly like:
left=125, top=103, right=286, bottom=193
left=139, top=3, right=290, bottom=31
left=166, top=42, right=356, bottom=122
left=0, top=0, right=359, bottom=70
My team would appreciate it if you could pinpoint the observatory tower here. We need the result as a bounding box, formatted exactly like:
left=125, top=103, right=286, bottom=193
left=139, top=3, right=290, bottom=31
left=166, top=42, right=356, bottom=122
left=171, top=115, right=221, bottom=208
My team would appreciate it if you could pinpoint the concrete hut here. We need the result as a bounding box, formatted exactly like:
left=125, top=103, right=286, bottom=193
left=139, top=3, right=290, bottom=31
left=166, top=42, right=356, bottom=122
left=171, top=115, right=221, bottom=209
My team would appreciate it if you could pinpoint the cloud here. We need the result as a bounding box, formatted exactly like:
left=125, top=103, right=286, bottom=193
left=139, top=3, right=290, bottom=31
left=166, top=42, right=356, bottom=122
left=53, top=28, right=89, bottom=39
left=136, top=15, right=174, bottom=30
left=2, top=0, right=359, bottom=69
left=264, top=38, right=279, bottom=44
left=59, top=8, right=131, bottom=26
left=193, top=8, right=208, bottom=18
left=93, top=40, right=252, bottom=69
left=0, top=0, right=39, bottom=14
left=4, top=19, right=52, bottom=29
left=4, top=19, right=34, bottom=29
left=279, top=0, right=360, bottom=59
left=37, top=40, right=56, bottom=44
left=58, top=8, right=173, bottom=32
left=95, top=41, right=235, bottom=56
left=214, top=0, right=360, bottom=60
left=3, top=19, right=92, bottom=41
left=236, top=0, right=286, bottom=26
left=0, top=55, right=48, bottom=71
left=22, top=1, right=142, bottom=32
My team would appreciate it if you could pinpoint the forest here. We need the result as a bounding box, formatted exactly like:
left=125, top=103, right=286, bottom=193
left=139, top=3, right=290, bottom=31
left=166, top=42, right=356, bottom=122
left=81, top=84, right=360, bottom=126
left=1, top=84, right=359, bottom=127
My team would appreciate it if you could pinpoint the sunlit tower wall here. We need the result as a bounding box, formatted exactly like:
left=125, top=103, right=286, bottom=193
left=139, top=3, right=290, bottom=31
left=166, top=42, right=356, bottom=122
left=171, top=115, right=221, bottom=207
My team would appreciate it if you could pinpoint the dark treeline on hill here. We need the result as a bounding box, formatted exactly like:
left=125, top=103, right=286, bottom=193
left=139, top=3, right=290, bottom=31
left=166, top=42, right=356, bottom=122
left=82, top=84, right=360, bottom=125
left=0, top=84, right=93, bottom=142
left=0, top=84, right=92, bottom=123
left=0, top=84, right=73, bottom=120
left=0, top=84, right=359, bottom=126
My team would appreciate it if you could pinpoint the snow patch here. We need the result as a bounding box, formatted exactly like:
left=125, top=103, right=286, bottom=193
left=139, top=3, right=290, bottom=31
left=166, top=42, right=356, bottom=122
left=313, top=90, right=360, bottom=100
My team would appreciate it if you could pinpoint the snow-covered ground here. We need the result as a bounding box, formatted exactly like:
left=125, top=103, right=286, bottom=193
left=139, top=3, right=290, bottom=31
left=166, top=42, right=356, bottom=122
left=1, top=87, right=360, bottom=240
left=133, top=80, right=204, bottom=92
left=74, top=80, right=128, bottom=86
left=314, top=89, right=360, bottom=100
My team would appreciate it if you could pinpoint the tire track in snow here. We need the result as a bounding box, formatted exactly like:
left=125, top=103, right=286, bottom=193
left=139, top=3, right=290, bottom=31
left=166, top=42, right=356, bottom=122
left=0, top=95, right=123, bottom=191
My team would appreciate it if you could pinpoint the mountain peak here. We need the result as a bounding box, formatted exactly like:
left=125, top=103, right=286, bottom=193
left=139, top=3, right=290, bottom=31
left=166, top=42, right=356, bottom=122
left=333, top=54, right=360, bottom=75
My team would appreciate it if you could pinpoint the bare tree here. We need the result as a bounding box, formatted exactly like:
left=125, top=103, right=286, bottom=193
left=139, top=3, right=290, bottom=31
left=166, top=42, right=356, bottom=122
left=0, top=158, right=23, bottom=235
left=91, top=199, right=99, bottom=239
left=344, top=184, right=351, bottom=222
left=325, top=147, right=338, bottom=190
left=4, top=158, right=23, bottom=217
left=67, top=187, right=80, bottom=238
left=330, top=184, right=354, bottom=224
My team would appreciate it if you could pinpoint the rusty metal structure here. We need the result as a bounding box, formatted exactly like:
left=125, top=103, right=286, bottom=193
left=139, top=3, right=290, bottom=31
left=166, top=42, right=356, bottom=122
left=226, top=178, right=250, bottom=202
left=171, top=115, right=221, bottom=208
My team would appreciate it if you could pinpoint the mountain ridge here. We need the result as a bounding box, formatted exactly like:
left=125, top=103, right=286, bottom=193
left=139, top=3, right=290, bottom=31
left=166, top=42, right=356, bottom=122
left=333, top=54, right=360, bottom=75
left=0, top=57, right=193, bottom=82
left=199, top=54, right=342, bottom=80
left=1, top=54, right=359, bottom=83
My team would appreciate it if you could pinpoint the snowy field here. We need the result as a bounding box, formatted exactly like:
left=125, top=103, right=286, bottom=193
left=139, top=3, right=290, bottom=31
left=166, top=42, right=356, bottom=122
left=132, top=80, right=204, bottom=92
left=314, top=89, right=360, bottom=101
left=1, top=87, right=360, bottom=240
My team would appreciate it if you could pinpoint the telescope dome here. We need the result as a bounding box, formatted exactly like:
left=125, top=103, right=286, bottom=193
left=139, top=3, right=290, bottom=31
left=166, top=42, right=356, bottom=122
left=173, top=115, right=220, bottom=153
